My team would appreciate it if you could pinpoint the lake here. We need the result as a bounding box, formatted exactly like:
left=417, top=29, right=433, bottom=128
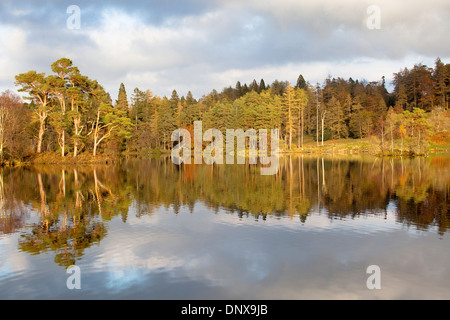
left=0, top=154, right=449, bottom=299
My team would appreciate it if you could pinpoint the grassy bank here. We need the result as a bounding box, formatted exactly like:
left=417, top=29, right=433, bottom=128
left=17, top=152, right=116, bottom=166
left=2, top=134, right=449, bottom=167
left=282, top=137, right=374, bottom=155
left=280, top=135, right=450, bottom=156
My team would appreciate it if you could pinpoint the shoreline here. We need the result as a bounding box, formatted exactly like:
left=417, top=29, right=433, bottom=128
left=2, top=148, right=449, bottom=168
left=1, top=136, right=449, bottom=167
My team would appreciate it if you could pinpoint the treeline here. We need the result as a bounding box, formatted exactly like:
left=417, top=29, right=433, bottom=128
left=1, top=57, right=449, bottom=162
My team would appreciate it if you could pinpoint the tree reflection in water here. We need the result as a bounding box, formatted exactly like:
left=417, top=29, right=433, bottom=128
left=0, top=154, right=448, bottom=267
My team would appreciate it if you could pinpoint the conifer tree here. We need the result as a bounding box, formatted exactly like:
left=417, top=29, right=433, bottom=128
left=259, top=79, right=266, bottom=92
left=49, top=58, right=76, bottom=157
left=296, top=74, right=307, bottom=89
left=15, top=71, right=52, bottom=153
left=116, top=83, right=129, bottom=113
left=295, top=88, right=308, bottom=148
left=282, top=83, right=299, bottom=149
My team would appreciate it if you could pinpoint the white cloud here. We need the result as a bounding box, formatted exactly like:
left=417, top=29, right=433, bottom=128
left=0, top=0, right=449, bottom=99
left=0, top=26, right=27, bottom=82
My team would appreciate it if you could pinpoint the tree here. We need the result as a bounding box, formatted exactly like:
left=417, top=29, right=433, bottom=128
left=295, top=88, right=308, bottom=148
left=271, top=80, right=288, bottom=96
left=157, top=97, right=176, bottom=150
left=282, top=83, right=298, bottom=149
left=394, top=64, right=436, bottom=111
left=15, top=71, right=53, bottom=153
left=50, top=58, right=76, bottom=157
left=88, top=83, right=133, bottom=157
left=395, top=84, right=408, bottom=110
left=434, top=58, right=448, bottom=109
left=184, top=91, right=198, bottom=124
left=320, top=107, right=327, bottom=146
left=249, top=79, right=259, bottom=93
left=0, top=91, right=32, bottom=161
left=47, top=75, right=67, bottom=157
left=314, top=85, right=321, bottom=145
left=429, top=106, right=447, bottom=132
left=0, top=93, right=8, bottom=161
left=130, top=88, right=143, bottom=126
left=149, top=103, right=160, bottom=150
left=349, top=102, right=363, bottom=138
left=66, top=68, right=92, bottom=158
left=116, top=83, right=129, bottom=113
left=396, top=114, right=407, bottom=154
left=385, top=107, right=397, bottom=153
left=259, top=79, right=266, bottom=92
left=445, top=63, right=450, bottom=110
left=296, top=74, right=307, bottom=89
left=416, top=65, right=436, bottom=110
left=235, top=81, right=243, bottom=98
left=326, top=95, right=349, bottom=139
left=411, top=107, right=430, bottom=154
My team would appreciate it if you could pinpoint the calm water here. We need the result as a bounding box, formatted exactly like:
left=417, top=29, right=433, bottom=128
left=0, top=155, right=449, bottom=299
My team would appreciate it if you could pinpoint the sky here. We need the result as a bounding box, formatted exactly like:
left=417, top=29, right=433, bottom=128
left=0, top=0, right=449, bottom=100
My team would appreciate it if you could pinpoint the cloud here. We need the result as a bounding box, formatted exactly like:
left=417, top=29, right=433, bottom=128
left=0, top=0, right=449, bottom=99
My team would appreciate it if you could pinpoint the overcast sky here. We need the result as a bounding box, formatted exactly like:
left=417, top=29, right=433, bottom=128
left=1, top=0, right=449, bottom=100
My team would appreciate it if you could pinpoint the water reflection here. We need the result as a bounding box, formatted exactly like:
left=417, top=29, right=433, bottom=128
left=0, top=154, right=449, bottom=268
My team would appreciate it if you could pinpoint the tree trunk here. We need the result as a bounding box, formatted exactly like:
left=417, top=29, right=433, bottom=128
left=321, top=112, right=326, bottom=146
left=0, top=107, right=5, bottom=162
left=59, top=98, right=66, bottom=158
left=301, top=107, right=304, bottom=148
left=93, top=110, right=100, bottom=157
left=390, top=124, right=394, bottom=153
left=93, top=142, right=97, bottom=157
left=288, top=102, right=292, bottom=150
left=316, top=94, right=319, bottom=147
left=418, top=129, right=421, bottom=154
left=37, top=116, right=46, bottom=153
left=401, top=135, right=404, bottom=154
left=73, top=116, right=82, bottom=158
left=0, top=127, right=3, bottom=163
left=61, top=131, right=65, bottom=157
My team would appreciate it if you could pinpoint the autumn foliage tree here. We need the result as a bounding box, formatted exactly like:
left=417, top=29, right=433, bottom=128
left=0, top=91, right=32, bottom=161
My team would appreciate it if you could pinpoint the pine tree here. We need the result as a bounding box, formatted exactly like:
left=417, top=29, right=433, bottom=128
left=185, top=91, right=198, bottom=124
left=282, top=83, right=299, bottom=149
left=67, top=69, right=90, bottom=158
left=295, top=88, right=308, bottom=148
left=434, top=58, right=447, bottom=109
left=396, top=84, right=408, bottom=110
left=296, top=74, right=307, bottom=89
left=90, top=85, right=133, bottom=157
left=385, top=107, right=397, bottom=153
left=50, top=58, right=76, bottom=157
left=249, top=79, right=259, bottom=93
left=15, top=71, right=53, bottom=153
left=259, top=79, right=266, bottom=92
left=116, top=83, right=129, bottom=113
left=327, top=96, right=347, bottom=139
left=235, top=81, right=243, bottom=98
left=349, top=102, right=364, bottom=138
left=158, top=97, right=176, bottom=150
left=131, top=88, right=146, bottom=126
